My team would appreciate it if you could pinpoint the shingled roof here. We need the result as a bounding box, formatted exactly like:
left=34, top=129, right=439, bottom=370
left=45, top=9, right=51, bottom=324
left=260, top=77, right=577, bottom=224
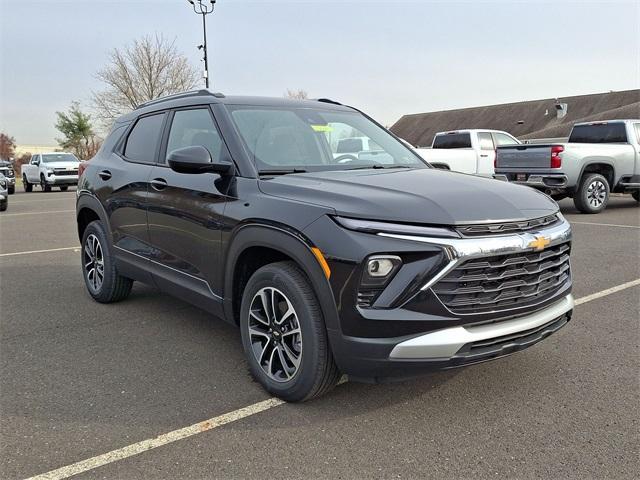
left=390, top=89, right=640, bottom=147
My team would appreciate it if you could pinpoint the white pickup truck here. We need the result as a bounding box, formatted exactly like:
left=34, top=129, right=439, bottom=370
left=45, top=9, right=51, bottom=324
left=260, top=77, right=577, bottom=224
left=416, top=129, right=520, bottom=176
left=494, top=120, right=640, bottom=213
left=21, top=152, right=81, bottom=192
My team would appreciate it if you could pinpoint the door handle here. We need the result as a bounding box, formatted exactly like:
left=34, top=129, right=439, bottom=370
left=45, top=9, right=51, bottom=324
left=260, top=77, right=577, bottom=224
left=480, top=154, right=489, bottom=158
left=98, top=170, right=112, bottom=180
left=150, top=178, right=168, bottom=191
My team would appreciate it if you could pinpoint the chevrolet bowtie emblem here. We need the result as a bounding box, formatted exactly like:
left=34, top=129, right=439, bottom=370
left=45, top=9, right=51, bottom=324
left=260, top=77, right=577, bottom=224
left=528, top=236, right=551, bottom=251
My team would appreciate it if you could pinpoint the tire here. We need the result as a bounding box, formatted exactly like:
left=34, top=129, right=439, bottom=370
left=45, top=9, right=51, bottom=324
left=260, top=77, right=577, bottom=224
left=40, top=175, right=51, bottom=192
left=81, top=220, right=133, bottom=303
left=8, top=185, right=14, bottom=194
left=23, top=175, right=32, bottom=193
left=632, top=190, right=640, bottom=203
left=573, top=173, right=610, bottom=214
left=0, top=200, right=6, bottom=212
left=240, top=261, right=340, bottom=402
left=60, top=186, right=69, bottom=192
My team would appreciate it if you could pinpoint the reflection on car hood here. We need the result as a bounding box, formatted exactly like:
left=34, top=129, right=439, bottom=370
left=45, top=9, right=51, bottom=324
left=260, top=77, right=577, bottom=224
left=44, top=162, right=80, bottom=169
left=259, top=168, right=558, bottom=225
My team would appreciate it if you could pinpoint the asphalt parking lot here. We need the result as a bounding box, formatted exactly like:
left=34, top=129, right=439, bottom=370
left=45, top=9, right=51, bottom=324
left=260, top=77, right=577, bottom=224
left=1, top=189, right=638, bottom=480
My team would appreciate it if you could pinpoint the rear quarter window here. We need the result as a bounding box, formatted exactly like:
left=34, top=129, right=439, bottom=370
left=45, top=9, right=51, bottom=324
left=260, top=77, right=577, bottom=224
left=569, top=123, right=628, bottom=143
left=432, top=133, right=472, bottom=149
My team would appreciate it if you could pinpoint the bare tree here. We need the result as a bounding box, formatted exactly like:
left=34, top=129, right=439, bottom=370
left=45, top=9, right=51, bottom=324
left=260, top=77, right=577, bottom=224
left=92, top=34, right=200, bottom=127
left=285, top=89, right=309, bottom=100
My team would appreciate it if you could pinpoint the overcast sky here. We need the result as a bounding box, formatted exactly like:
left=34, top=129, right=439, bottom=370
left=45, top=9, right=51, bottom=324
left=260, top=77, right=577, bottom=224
left=1, top=0, right=638, bottom=145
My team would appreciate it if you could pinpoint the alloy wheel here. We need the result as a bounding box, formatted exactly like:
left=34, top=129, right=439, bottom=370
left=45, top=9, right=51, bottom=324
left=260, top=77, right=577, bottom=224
left=248, top=287, right=303, bottom=382
left=83, top=234, right=105, bottom=292
left=587, top=180, right=606, bottom=208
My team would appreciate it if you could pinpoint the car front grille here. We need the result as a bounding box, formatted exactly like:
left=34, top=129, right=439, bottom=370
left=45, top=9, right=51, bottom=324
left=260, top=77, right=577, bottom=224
left=432, top=241, right=571, bottom=315
left=455, top=214, right=559, bottom=237
left=53, top=169, right=78, bottom=176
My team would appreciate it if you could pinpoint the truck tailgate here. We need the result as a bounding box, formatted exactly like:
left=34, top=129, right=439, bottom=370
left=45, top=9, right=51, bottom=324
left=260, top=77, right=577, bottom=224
left=496, top=145, right=551, bottom=169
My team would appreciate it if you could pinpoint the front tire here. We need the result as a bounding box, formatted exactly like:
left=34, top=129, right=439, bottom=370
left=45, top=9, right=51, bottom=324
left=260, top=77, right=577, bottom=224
left=60, top=186, right=69, bottom=192
left=8, top=185, right=14, bottom=194
left=81, top=220, right=133, bottom=303
left=240, top=261, right=340, bottom=402
left=23, top=175, right=32, bottom=192
left=632, top=190, right=640, bottom=203
left=40, top=174, right=51, bottom=192
left=0, top=200, right=6, bottom=212
left=573, top=173, right=609, bottom=214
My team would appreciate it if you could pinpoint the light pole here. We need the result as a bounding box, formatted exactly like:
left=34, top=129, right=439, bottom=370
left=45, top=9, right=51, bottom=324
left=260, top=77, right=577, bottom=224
left=187, top=0, right=216, bottom=89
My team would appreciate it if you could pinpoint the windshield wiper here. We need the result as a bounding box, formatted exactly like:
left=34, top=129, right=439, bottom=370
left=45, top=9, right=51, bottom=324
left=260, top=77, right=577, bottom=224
left=345, top=164, right=414, bottom=171
left=259, top=168, right=307, bottom=175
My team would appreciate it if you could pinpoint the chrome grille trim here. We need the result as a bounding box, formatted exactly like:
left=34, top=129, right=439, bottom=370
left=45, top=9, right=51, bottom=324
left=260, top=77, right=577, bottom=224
left=455, top=214, right=559, bottom=236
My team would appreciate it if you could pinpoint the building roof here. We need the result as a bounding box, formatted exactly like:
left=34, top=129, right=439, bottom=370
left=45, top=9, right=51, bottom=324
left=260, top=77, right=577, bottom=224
left=390, top=89, right=640, bottom=146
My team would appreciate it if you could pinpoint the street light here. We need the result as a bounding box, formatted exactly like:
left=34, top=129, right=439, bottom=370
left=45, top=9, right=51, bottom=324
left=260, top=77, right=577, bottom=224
left=187, top=0, right=216, bottom=88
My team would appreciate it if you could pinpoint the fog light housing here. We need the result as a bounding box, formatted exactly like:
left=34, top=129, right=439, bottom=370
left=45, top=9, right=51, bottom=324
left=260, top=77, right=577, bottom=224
left=358, top=255, right=402, bottom=308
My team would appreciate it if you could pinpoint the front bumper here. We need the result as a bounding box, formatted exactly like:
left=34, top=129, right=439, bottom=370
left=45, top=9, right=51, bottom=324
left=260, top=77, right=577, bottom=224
left=312, top=215, right=573, bottom=381
left=45, top=174, right=78, bottom=185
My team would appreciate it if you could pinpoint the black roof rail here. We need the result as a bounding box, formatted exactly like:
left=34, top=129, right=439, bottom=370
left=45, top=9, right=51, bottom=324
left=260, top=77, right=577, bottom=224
left=136, top=90, right=225, bottom=109
left=315, top=98, right=342, bottom=106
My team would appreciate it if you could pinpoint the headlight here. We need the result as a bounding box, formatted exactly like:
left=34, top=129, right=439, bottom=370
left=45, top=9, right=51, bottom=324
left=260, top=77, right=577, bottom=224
left=333, top=216, right=460, bottom=239
left=0, top=178, right=6, bottom=187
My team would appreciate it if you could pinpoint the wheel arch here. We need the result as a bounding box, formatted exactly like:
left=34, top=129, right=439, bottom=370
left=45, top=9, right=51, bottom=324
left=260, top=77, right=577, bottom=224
left=76, top=193, right=113, bottom=244
left=223, top=222, right=339, bottom=332
left=578, top=161, right=616, bottom=188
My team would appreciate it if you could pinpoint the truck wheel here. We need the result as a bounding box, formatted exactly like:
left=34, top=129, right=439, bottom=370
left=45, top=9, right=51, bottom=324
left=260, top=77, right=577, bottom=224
left=240, top=261, right=340, bottom=402
left=23, top=175, right=32, bottom=193
left=40, top=175, right=51, bottom=193
left=81, top=220, right=133, bottom=303
left=573, top=173, right=609, bottom=214
left=0, top=199, right=6, bottom=211
left=632, top=190, right=640, bottom=203
left=8, top=186, right=14, bottom=194
left=60, top=186, right=69, bottom=192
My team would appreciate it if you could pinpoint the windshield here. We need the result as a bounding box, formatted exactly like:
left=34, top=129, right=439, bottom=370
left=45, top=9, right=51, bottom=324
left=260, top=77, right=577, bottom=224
left=227, top=106, right=427, bottom=173
left=41, top=153, right=79, bottom=163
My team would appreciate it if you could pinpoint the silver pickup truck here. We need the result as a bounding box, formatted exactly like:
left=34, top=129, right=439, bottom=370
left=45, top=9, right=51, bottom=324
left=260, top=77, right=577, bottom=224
left=494, top=120, right=640, bottom=213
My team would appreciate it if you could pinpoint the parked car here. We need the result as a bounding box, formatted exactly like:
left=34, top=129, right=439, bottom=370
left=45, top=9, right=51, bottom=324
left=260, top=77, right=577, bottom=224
left=77, top=91, right=574, bottom=401
left=0, top=160, right=16, bottom=194
left=416, top=129, right=520, bottom=176
left=21, top=152, right=80, bottom=192
left=0, top=173, right=8, bottom=211
left=494, top=120, right=640, bottom=213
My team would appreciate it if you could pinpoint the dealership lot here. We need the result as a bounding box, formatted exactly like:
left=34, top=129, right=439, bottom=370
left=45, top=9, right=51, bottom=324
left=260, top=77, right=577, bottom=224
left=1, top=190, right=638, bottom=479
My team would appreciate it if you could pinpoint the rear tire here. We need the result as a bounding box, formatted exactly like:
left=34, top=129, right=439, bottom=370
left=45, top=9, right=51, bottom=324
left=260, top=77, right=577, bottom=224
left=23, top=175, right=32, bottom=192
left=60, top=186, right=69, bottom=192
left=7, top=185, right=14, bottom=194
left=632, top=190, right=640, bottom=203
left=240, top=261, right=340, bottom=402
left=0, top=200, right=6, bottom=212
left=81, top=220, right=133, bottom=303
left=573, top=173, right=609, bottom=214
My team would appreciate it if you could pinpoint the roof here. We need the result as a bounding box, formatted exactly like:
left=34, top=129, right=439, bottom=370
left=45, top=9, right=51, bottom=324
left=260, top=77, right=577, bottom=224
left=117, top=91, right=352, bottom=123
left=390, top=89, right=640, bottom=146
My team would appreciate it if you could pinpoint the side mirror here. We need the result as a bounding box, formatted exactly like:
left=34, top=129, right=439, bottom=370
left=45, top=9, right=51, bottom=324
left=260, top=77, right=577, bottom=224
left=167, top=146, right=233, bottom=175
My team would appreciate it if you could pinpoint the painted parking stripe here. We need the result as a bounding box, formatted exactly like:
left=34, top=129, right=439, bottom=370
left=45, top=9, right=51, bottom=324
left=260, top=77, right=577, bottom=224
left=0, top=246, right=80, bottom=257
left=0, top=210, right=75, bottom=217
left=575, top=278, right=640, bottom=306
left=570, top=221, right=640, bottom=229
left=10, top=198, right=76, bottom=204
left=22, top=281, right=640, bottom=480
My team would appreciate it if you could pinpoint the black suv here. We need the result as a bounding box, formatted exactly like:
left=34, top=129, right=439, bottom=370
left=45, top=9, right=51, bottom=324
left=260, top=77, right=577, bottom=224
left=77, top=91, right=574, bottom=401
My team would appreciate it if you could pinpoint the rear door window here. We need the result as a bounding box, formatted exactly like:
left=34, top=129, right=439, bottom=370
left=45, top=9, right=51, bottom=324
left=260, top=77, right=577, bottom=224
left=477, top=132, right=495, bottom=150
left=432, top=133, right=472, bottom=149
left=569, top=123, right=628, bottom=143
left=123, top=113, right=166, bottom=163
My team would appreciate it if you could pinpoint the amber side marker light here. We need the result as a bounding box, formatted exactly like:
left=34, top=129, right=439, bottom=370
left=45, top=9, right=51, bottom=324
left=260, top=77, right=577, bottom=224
left=311, top=247, right=331, bottom=279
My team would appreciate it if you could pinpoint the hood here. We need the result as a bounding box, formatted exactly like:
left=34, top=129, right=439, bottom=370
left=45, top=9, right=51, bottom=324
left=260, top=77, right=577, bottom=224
left=44, top=161, right=80, bottom=169
left=258, top=168, right=558, bottom=225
